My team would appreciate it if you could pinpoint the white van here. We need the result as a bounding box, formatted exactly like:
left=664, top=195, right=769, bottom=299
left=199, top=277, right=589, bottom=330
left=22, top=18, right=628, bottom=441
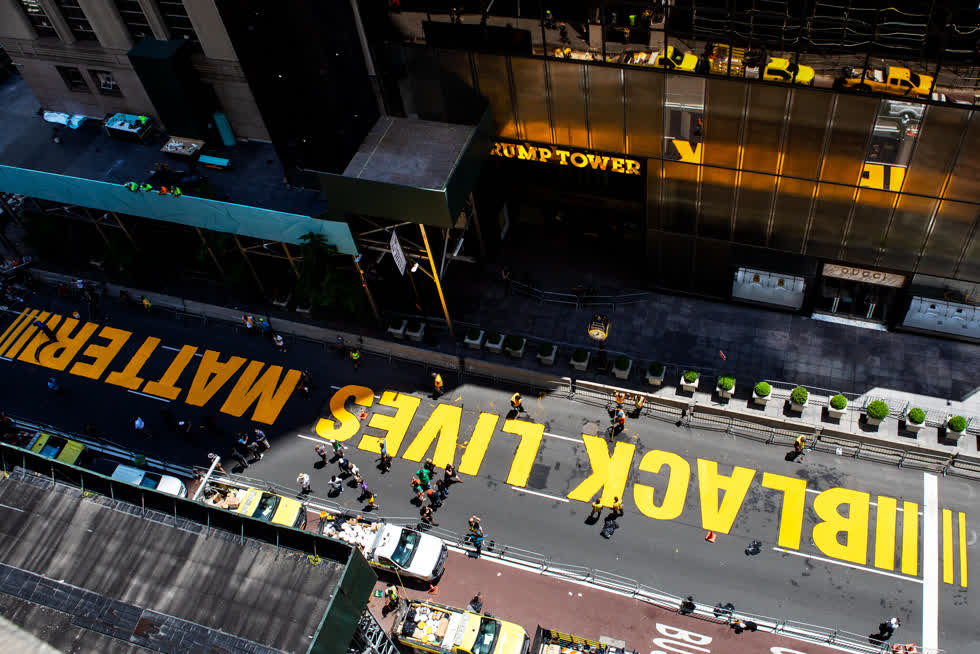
left=89, top=458, right=188, bottom=497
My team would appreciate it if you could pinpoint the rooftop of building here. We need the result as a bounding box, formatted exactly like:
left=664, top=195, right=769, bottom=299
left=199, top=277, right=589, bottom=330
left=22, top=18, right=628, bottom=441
left=0, top=470, right=345, bottom=654
left=0, top=74, right=329, bottom=218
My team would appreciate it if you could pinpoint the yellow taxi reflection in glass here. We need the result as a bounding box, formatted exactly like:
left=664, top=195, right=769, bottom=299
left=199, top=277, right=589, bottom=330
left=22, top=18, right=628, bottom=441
left=762, top=58, right=815, bottom=85
left=651, top=46, right=700, bottom=71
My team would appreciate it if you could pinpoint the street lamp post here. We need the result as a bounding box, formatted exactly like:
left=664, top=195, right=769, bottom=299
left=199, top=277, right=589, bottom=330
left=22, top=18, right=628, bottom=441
left=418, top=224, right=455, bottom=339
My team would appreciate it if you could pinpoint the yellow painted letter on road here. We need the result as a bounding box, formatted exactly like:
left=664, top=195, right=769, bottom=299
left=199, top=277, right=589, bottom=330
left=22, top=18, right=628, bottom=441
left=697, top=459, right=755, bottom=534
left=0, top=308, right=31, bottom=352
left=566, top=435, right=635, bottom=506
left=401, top=403, right=462, bottom=468
left=362, top=391, right=421, bottom=455
left=458, top=413, right=500, bottom=477
left=873, top=496, right=898, bottom=571
left=633, top=449, right=690, bottom=520
left=501, top=419, right=544, bottom=488
left=811, top=487, right=871, bottom=565
left=69, top=326, right=132, bottom=381
left=219, top=360, right=301, bottom=424
left=901, top=501, right=919, bottom=576
left=105, top=336, right=160, bottom=390
left=316, top=385, right=375, bottom=442
left=36, top=318, right=98, bottom=371
left=185, top=350, right=247, bottom=407
left=17, top=314, right=61, bottom=364
left=142, top=345, right=198, bottom=400
left=5, top=310, right=48, bottom=359
left=761, top=472, right=808, bottom=550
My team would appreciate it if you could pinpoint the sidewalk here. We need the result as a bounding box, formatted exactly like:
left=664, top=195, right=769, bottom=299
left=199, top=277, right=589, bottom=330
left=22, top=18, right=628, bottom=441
left=369, top=550, right=849, bottom=654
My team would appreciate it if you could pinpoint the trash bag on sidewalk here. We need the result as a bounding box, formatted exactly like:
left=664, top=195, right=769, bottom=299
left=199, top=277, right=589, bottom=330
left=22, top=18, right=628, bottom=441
left=601, top=518, right=619, bottom=538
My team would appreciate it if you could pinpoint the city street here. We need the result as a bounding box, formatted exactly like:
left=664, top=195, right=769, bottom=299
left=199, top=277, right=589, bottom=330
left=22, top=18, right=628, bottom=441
left=0, top=292, right=975, bottom=653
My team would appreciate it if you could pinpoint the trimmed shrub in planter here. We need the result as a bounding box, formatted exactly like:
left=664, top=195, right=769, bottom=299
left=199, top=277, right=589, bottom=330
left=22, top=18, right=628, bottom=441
left=827, top=394, right=847, bottom=419
left=613, top=355, right=632, bottom=380
left=486, top=331, right=504, bottom=354
left=387, top=318, right=407, bottom=339
left=753, top=381, right=771, bottom=406
left=865, top=400, right=889, bottom=426
left=537, top=342, right=556, bottom=366
left=647, top=361, right=666, bottom=386
left=504, top=334, right=526, bottom=358
left=905, top=407, right=926, bottom=434
left=681, top=370, right=700, bottom=392
left=570, top=347, right=590, bottom=372
left=716, top=376, right=735, bottom=399
left=790, top=386, right=809, bottom=412
left=464, top=327, right=485, bottom=349
left=405, top=320, right=425, bottom=342
left=947, top=415, right=968, bottom=436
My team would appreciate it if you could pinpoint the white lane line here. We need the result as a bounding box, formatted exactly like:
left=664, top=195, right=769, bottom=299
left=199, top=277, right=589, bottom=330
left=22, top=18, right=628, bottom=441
left=329, top=385, right=341, bottom=390
left=126, top=389, right=170, bottom=402
left=804, top=488, right=922, bottom=514
left=296, top=434, right=323, bottom=444
left=160, top=345, right=202, bottom=357
left=922, top=472, right=939, bottom=652
left=543, top=431, right=581, bottom=444
left=0, top=356, right=10, bottom=361
left=0, top=503, right=25, bottom=512
left=509, top=486, right=570, bottom=503
left=772, top=547, right=923, bottom=583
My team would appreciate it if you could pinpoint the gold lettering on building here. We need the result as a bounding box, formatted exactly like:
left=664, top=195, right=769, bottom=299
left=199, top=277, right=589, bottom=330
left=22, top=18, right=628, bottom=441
left=491, top=141, right=641, bottom=175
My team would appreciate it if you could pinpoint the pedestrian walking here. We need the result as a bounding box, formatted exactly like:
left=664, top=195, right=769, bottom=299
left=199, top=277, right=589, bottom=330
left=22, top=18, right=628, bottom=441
left=416, top=466, right=431, bottom=488
left=140, top=295, right=152, bottom=311
left=470, top=531, right=485, bottom=556
left=241, top=314, right=255, bottom=334
left=426, top=487, right=442, bottom=508
left=247, top=435, right=263, bottom=460
left=330, top=438, right=344, bottom=459
left=348, top=462, right=362, bottom=484
left=384, top=584, right=400, bottom=611
left=358, top=480, right=372, bottom=500
left=611, top=496, right=624, bottom=517
left=328, top=475, right=344, bottom=494
left=468, top=515, right=483, bottom=535
left=298, top=370, right=312, bottom=397
left=47, top=376, right=60, bottom=393
left=252, top=427, right=269, bottom=453
left=423, top=458, right=435, bottom=473
left=273, top=333, right=287, bottom=352
left=435, top=479, right=449, bottom=501
left=350, top=347, right=361, bottom=369
left=256, top=317, right=271, bottom=337
left=297, top=472, right=312, bottom=494
left=876, top=617, right=901, bottom=641
left=32, top=319, right=57, bottom=341
left=632, top=394, right=645, bottom=418
left=411, top=477, right=426, bottom=503
left=378, top=439, right=392, bottom=472
left=590, top=499, right=603, bottom=519
left=444, top=462, right=463, bottom=485
left=315, top=444, right=329, bottom=464
left=610, top=408, right=626, bottom=438
left=420, top=505, right=439, bottom=526
left=134, top=416, right=145, bottom=432
left=176, top=418, right=193, bottom=439
left=510, top=392, right=524, bottom=413
left=431, top=371, right=444, bottom=397
left=337, top=456, right=351, bottom=474
left=365, top=492, right=379, bottom=511
left=792, top=434, right=807, bottom=463
left=234, top=433, right=253, bottom=465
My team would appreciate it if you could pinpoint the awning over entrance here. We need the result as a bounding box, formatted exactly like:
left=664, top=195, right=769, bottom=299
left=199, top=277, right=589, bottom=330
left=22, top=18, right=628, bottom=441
left=317, top=114, right=491, bottom=229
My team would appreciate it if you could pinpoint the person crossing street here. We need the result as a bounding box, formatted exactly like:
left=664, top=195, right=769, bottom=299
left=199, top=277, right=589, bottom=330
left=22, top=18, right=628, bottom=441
left=793, top=434, right=807, bottom=463
left=431, top=371, right=444, bottom=397
left=510, top=392, right=524, bottom=414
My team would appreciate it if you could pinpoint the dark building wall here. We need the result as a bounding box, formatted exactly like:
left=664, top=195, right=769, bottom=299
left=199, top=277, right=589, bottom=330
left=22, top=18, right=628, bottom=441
left=215, top=0, right=379, bottom=179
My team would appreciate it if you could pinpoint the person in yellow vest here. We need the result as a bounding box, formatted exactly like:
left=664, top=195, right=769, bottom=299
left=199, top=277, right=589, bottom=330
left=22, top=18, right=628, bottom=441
left=510, top=392, right=524, bottom=413
left=611, top=496, right=624, bottom=517
left=613, top=391, right=626, bottom=410
left=590, top=498, right=603, bottom=519
left=350, top=347, right=361, bottom=369
left=633, top=394, right=645, bottom=418
left=140, top=296, right=152, bottom=311
left=793, top=434, right=807, bottom=462
left=383, top=584, right=400, bottom=614
left=432, top=371, right=444, bottom=397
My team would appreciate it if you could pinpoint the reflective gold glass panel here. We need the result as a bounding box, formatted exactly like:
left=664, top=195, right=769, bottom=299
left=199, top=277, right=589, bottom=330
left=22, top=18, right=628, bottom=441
left=661, top=161, right=699, bottom=234
left=588, top=66, right=625, bottom=153
left=902, top=106, right=970, bottom=198
left=699, top=166, right=736, bottom=240
left=549, top=60, right=589, bottom=149
left=733, top=171, right=776, bottom=246
left=625, top=68, right=664, bottom=158
left=841, top=188, right=895, bottom=266
left=819, top=95, right=878, bottom=186
left=742, top=85, right=789, bottom=175
left=703, top=78, right=745, bottom=169
left=780, top=89, right=833, bottom=180
left=770, top=177, right=815, bottom=252
left=878, top=194, right=938, bottom=270
left=474, top=54, right=517, bottom=139
left=807, top=183, right=858, bottom=259
left=943, top=111, right=980, bottom=203
left=917, top=200, right=978, bottom=278
left=511, top=58, right=551, bottom=143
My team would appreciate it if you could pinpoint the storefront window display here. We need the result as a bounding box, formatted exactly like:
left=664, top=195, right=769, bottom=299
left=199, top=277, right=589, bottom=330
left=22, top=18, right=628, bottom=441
left=731, top=267, right=806, bottom=309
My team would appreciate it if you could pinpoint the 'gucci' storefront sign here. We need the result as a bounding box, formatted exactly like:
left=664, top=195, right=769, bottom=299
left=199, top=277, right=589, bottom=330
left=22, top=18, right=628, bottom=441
left=822, top=264, right=906, bottom=288
left=490, top=141, right=642, bottom=175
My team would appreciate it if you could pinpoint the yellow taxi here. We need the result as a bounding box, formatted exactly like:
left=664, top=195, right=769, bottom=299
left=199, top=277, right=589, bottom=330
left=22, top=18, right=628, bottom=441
left=650, top=46, right=700, bottom=72
left=236, top=487, right=307, bottom=529
left=836, top=66, right=934, bottom=97
left=762, top=58, right=815, bottom=85
left=28, top=432, right=85, bottom=465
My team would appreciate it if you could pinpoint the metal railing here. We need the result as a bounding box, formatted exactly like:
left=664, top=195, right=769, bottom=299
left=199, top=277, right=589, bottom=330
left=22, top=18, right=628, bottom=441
left=508, top=279, right=650, bottom=310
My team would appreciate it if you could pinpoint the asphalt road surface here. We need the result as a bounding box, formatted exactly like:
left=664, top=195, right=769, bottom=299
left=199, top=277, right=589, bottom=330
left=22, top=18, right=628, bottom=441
left=0, top=292, right=975, bottom=653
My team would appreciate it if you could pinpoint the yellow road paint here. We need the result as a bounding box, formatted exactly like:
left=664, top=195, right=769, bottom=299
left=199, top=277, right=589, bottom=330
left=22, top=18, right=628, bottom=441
left=633, top=449, right=690, bottom=520
left=761, top=472, right=807, bottom=549
left=458, top=413, right=499, bottom=477
left=0, top=308, right=30, bottom=351
left=184, top=350, right=247, bottom=406
left=362, top=391, right=421, bottom=455
left=17, top=314, right=61, bottom=364
left=873, top=496, right=898, bottom=571
left=142, top=344, right=198, bottom=399
left=218, top=361, right=301, bottom=424
left=943, top=508, right=954, bottom=584
left=69, top=326, right=132, bottom=381
left=566, top=436, right=635, bottom=506
left=316, top=384, right=374, bottom=442
left=500, top=419, right=544, bottom=488
left=5, top=310, right=46, bottom=358
left=104, top=336, right=161, bottom=390
left=901, top=501, right=919, bottom=576
left=696, top=459, right=755, bottom=534
left=401, top=403, right=462, bottom=467
left=37, top=318, right=98, bottom=371
left=812, top=487, right=871, bottom=565
left=959, top=512, right=968, bottom=588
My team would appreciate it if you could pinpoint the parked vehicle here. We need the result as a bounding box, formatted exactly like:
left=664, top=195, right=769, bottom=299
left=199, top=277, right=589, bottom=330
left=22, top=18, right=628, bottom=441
left=531, top=627, right=637, bottom=654
left=86, top=457, right=187, bottom=497
left=762, top=58, right=815, bottom=85
left=321, top=513, right=447, bottom=582
left=200, top=482, right=307, bottom=529
left=650, top=46, right=700, bottom=71
left=28, top=432, right=84, bottom=465
left=835, top=66, right=934, bottom=97
left=392, top=600, right=530, bottom=654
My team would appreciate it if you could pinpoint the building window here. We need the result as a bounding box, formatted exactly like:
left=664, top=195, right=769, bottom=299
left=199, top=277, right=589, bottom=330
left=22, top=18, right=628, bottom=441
left=867, top=100, right=922, bottom=167
left=114, top=0, right=152, bottom=40
left=56, top=65, right=91, bottom=93
left=90, top=70, right=123, bottom=96
left=54, top=0, right=98, bottom=41
left=157, top=1, right=200, bottom=49
left=19, top=0, right=58, bottom=38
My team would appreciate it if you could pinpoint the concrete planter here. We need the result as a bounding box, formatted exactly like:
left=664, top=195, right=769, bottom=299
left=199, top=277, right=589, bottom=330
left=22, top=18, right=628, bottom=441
left=485, top=334, right=504, bottom=354
left=570, top=351, right=590, bottom=372
left=613, top=359, right=632, bottom=380
left=387, top=319, right=407, bottom=339
left=716, top=380, right=735, bottom=399
left=680, top=375, right=700, bottom=393
left=505, top=338, right=526, bottom=359
left=647, top=370, right=666, bottom=386
left=946, top=419, right=966, bottom=440
left=752, top=391, right=770, bottom=406
left=905, top=414, right=924, bottom=433
left=405, top=322, right=424, bottom=342
left=790, top=398, right=808, bottom=413
left=827, top=405, right=846, bottom=419
left=537, top=346, right=556, bottom=366
left=464, top=330, right=485, bottom=349
left=865, top=413, right=884, bottom=426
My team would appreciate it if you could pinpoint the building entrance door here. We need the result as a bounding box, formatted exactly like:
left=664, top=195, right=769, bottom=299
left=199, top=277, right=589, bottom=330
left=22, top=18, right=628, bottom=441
left=818, top=277, right=893, bottom=322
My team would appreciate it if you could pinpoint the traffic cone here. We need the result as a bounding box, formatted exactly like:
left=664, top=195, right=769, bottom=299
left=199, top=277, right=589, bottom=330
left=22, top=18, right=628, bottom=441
left=705, top=530, right=717, bottom=543
left=359, top=410, right=368, bottom=420
left=427, top=583, right=439, bottom=595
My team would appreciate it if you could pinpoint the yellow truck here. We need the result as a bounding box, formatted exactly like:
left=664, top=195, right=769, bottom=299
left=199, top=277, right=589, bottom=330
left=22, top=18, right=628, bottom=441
left=235, top=487, right=307, bottom=529
left=392, top=600, right=530, bottom=654
left=28, top=432, right=85, bottom=465
left=835, top=66, right=934, bottom=97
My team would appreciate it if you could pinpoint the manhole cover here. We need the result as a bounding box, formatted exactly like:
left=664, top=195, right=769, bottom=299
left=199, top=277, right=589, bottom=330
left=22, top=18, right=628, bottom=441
left=525, top=463, right=551, bottom=490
